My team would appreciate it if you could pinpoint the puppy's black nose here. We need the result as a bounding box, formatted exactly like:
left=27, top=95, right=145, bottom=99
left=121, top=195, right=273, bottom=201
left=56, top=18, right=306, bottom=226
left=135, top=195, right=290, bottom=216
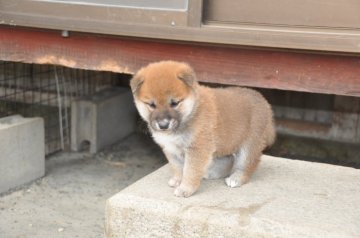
left=158, top=119, right=170, bottom=130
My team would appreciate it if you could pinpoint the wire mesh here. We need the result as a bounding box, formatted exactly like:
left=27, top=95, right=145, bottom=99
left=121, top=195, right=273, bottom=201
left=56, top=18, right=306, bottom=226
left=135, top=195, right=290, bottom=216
left=0, top=61, right=118, bottom=155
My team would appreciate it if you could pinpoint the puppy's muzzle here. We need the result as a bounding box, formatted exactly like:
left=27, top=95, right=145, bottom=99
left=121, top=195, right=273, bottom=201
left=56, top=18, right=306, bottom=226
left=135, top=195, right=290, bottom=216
left=151, top=110, right=179, bottom=131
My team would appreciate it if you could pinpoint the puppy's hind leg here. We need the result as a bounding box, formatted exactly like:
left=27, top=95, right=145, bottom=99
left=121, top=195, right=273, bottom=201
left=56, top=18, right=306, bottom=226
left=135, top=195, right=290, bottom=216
left=204, top=155, right=234, bottom=179
left=225, top=144, right=261, bottom=188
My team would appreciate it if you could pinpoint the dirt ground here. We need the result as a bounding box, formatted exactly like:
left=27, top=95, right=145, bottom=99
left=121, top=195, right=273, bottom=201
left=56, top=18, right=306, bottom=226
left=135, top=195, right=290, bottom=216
left=0, top=132, right=358, bottom=238
left=0, top=133, right=166, bottom=238
left=268, top=134, right=360, bottom=169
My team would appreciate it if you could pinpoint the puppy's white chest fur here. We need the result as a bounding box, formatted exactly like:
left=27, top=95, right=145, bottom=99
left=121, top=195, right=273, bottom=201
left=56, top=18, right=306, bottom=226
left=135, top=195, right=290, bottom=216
left=152, top=131, right=191, bottom=156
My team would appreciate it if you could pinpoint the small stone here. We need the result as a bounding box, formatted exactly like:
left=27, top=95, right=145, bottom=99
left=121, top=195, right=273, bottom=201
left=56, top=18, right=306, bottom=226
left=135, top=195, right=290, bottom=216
left=58, top=227, right=64, bottom=232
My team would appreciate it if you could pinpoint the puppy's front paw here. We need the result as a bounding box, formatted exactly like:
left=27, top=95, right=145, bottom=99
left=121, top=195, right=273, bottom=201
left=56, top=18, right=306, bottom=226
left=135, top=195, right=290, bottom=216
left=174, top=185, right=196, bottom=198
left=168, top=177, right=181, bottom=187
left=225, top=176, right=241, bottom=188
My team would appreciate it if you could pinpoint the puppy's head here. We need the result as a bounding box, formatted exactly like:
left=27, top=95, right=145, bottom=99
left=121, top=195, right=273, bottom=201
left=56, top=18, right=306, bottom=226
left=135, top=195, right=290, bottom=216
left=130, top=61, right=198, bottom=132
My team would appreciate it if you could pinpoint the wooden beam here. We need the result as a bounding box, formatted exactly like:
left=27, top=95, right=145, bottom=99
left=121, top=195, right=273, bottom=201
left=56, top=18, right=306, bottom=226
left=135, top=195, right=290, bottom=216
left=0, top=26, right=359, bottom=97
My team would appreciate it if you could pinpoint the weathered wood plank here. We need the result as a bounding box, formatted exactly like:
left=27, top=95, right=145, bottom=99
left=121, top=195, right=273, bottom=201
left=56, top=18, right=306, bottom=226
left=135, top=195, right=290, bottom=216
left=0, top=26, right=359, bottom=96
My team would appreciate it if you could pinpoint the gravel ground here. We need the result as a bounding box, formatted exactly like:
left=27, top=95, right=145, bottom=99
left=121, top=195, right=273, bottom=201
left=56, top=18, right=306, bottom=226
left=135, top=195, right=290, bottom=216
left=0, top=132, right=358, bottom=238
left=0, top=133, right=166, bottom=238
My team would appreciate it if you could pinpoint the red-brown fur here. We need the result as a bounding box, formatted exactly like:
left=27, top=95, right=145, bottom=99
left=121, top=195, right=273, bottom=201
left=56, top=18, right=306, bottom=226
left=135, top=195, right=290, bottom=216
left=131, top=61, right=275, bottom=197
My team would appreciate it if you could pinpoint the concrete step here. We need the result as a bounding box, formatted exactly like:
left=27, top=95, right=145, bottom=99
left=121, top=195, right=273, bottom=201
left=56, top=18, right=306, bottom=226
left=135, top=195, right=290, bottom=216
left=105, top=155, right=360, bottom=238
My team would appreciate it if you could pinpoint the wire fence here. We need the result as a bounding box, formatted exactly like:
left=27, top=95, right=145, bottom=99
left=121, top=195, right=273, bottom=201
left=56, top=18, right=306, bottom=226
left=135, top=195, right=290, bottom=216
left=0, top=61, right=119, bottom=155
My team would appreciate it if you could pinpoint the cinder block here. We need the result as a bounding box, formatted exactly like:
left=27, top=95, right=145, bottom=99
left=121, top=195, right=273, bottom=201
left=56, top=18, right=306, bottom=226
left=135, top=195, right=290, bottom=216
left=71, top=87, right=136, bottom=154
left=0, top=115, right=45, bottom=194
left=105, top=155, right=360, bottom=238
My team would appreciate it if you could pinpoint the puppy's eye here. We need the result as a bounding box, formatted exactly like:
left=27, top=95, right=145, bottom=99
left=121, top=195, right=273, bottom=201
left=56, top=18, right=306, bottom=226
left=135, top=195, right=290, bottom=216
left=170, top=99, right=181, bottom=108
left=146, top=102, right=156, bottom=109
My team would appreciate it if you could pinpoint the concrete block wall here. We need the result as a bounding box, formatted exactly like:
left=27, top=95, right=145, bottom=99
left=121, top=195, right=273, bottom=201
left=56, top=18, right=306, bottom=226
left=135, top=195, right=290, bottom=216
left=0, top=115, right=45, bottom=194
left=71, top=87, right=137, bottom=153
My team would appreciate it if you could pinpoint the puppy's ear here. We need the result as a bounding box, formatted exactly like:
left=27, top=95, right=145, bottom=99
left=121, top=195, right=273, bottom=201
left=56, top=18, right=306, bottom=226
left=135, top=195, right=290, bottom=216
left=130, top=73, right=144, bottom=94
left=177, top=64, right=196, bottom=87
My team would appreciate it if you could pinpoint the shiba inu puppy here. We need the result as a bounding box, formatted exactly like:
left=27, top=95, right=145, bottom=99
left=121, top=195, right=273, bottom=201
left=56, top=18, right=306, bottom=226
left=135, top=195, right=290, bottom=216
left=130, top=61, right=275, bottom=197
